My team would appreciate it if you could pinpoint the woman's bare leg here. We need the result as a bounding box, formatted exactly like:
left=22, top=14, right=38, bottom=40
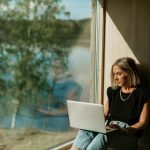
left=70, top=147, right=80, bottom=150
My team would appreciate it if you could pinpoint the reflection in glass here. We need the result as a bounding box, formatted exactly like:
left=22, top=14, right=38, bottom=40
left=36, top=58, right=82, bottom=131
left=0, top=0, right=91, bottom=149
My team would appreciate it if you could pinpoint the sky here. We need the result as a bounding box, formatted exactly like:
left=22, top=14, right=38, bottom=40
left=60, top=0, right=91, bottom=20
left=5, top=0, right=91, bottom=20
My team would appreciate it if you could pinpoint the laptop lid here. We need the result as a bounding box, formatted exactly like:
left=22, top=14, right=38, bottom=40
left=67, top=100, right=107, bottom=133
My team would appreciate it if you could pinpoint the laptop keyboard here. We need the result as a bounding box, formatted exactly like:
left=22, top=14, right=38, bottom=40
left=106, top=126, right=112, bottom=130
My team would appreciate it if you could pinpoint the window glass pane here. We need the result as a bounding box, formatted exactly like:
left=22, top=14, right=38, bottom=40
left=0, top=0, right=91, bottom=149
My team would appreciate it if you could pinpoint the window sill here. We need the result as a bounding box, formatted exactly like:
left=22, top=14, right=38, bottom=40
left=46, top=138, right=74, bottom=150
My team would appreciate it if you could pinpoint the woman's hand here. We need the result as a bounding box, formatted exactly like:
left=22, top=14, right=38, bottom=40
left=35, top=106, right=68, bottom=116
left=35, top=107, right=50, bottom=114
left=109, top=123, right=121, bottom=130
left=120, top=127, right=129, bottom=135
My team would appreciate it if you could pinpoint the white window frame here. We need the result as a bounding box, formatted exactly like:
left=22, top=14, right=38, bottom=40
left=90, top=0, right=106, bottom=104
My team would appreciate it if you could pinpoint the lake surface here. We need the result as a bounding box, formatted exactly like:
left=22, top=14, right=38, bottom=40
left=68, top=45, right=90, bottom=100
left=0, top=45, right=90, bottom=131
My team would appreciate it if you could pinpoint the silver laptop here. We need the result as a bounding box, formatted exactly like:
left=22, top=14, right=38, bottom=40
left=67, top=100, right=118, bottom=133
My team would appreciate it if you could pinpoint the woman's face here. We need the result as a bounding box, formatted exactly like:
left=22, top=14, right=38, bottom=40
left=112, top=65, right=127, bottom=87
left=52, top=60, right=64, bottom=75
left=53, top=64, right=63, bottom=75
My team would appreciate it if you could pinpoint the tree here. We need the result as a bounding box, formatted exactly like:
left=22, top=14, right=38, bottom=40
left=0, top=0, right=82, bottom=128
left=0, top=0, right=69, bottom=20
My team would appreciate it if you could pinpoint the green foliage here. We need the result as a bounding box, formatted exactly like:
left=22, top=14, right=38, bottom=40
left=0, top=0, right=67, bottom=20
left=0, top=0, right=82, bottom=105
left=0, top=19, right=81, bottom=47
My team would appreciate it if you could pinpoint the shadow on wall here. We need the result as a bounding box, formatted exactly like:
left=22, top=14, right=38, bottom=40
left=103, top=0, right=150, bottom=91
left=137, top=64, right=150, bottom=91
left=99, top=0, right=150, bottom=148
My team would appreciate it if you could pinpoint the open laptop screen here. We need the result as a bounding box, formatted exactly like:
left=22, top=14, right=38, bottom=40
left=67, top=100, right=107, bottom=133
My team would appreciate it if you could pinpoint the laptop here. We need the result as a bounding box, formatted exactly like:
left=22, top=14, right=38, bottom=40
left=67, top=100, right=118, bottom=133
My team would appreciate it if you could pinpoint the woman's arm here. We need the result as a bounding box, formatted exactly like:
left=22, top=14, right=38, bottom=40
left=67, top=89, right=78, bottom=100
left=36, top=87, right=79, bottom=116
left=104, top=100, right=110, bottom=119
left=124, top=101, right=149, bottom=134
left=36, top=107, right=68, bottom=116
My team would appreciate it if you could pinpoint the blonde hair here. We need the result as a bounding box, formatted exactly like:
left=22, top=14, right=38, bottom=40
left=111, top=57, right=141, bottom=89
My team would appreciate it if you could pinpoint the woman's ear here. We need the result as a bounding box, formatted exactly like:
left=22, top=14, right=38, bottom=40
left=124, top=72, right=128, bottom=79
left=124, top=73, right=128, bottom=82
left=125, top=72, right=128, bottom=76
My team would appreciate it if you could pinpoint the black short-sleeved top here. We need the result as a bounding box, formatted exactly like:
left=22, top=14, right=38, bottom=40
left=107, top=86, right=149, bottom=126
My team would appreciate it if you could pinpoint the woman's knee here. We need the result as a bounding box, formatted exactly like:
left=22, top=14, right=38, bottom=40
left=72, top=130, right=96, bottom=150
left=86, top=133, right=107, bottom=150
left=70, top=147, right=80, bottom=150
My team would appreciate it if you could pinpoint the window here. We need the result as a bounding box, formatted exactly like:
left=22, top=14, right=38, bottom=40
left=0, top=0, right=91, bottom=149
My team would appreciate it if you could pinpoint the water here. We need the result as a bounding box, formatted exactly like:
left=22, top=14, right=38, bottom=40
left=0, top=45, right=90, bottom=131
left=68, top=45, right=90, bottom=100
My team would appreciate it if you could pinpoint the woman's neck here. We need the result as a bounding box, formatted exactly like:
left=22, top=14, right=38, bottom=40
left=121, top=86, right=136, bottom=93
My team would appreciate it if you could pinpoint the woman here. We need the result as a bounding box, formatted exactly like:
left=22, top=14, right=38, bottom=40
left=36, top=58, right=82, bottom=131
left=71, top=57, right=149, bottom=150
